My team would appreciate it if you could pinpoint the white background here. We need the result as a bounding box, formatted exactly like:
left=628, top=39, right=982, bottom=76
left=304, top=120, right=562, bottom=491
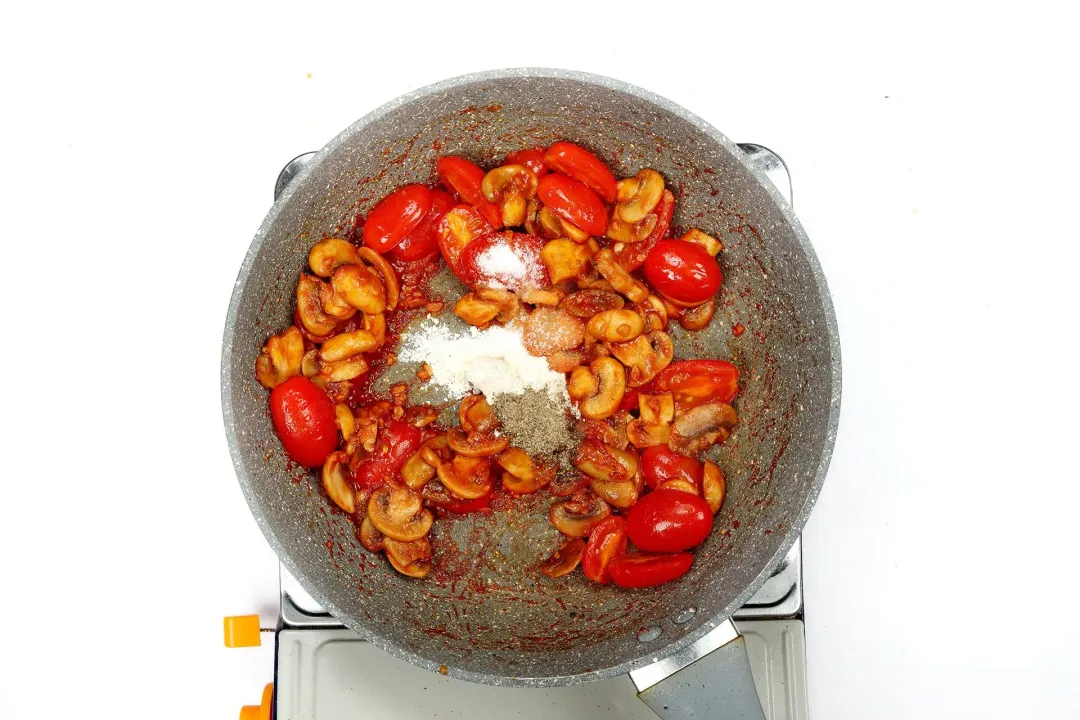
left=2, top=1, right=1078, bottom=718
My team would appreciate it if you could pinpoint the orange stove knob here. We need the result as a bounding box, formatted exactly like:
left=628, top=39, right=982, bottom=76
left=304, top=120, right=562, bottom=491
left=223, top=615, right=262, bottom=648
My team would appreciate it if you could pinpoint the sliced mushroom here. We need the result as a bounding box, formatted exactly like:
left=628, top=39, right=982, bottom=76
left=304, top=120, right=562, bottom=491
left=548, top=472, right=590, bottom=497
left=567, top=365, right=599, bottom=401
left=454, top=292, right=502, bottom=327
left=702, top=461, right=726, bottom=513
left=524, top=197, right=543, bottom=236
left=335, top=403, right=356, bottom=440
left=657, top=478, right=699, bottom=495
left=255, top=326, right=305, bottom=389
left=447, top=428, right=510, bottom=457
left=321, top=451, right=356, bottom=513
left=498, top=448, right=553, bottom=494
left=670, top=401, right=738, bottom=456
left=589, top=477, right=639, bottom=509
left=436, top=455, right=493, bottom=500
left=482, top=164, right=538, bottom=227
left=679, top=298, right=716, bottom=331
left=438, top=206, right=493, bottom=267
left=384, top=536, right=432, bottom=579
left=331, top=264, right=387, bottom=314
left=611, top=331, right=674, bottom=387
left=358, top=515, right=385, bottom=552
left=605, top=211, right=658, bottom=244
left=405, top=404, right=439, bottom=428
left=367, top=487, right=434, bottom=542
left=476, top=287, right=521, bottom=323
left=639, top=392, right=675, bottom=426
left=357, top=247, right=399, bottom=311
left=549, top=493, right=613, bottom=537
left=363, top=311, right=386, bottom=346
left=518, top=286, right=563, bottom=306
left=539, top=538, right=586, bottom=578
left=538, top=206, right=589, bottom=242
left=547, top=349, right=584, bottom=373
left=309, top=238, right=362, bottom=277
left=318, top=355, right=369, bottom=383
left=319, top=280, right=358, bottom=321
left=578, top=357, right=627, bottom=421
left=626, top=417, right=671, bottom=448
left=574, top=439, right=638, bottom=484
left=615, top=169, right=665, bottom=224
left=318, top=329, right=379, bottom=362
left=459, top=395, right=500, bottom=436
left=296, top=274, right=339, bottom=336
left=633, top=294, right=669, bottom=331
left=301, top=348, right=319, bottom=378
left=521, top=307, right=585, bottom=357
left=586, top=308, right=645, bottom=343
left=560, top=289, right=625, bottom=318
left=593, top=249, right=648, bottom=303
left=679, top=228, right=724, bottom=256
left=401, top=435, right=449, bottom=489
left=540, top=239, right=593, bottom=284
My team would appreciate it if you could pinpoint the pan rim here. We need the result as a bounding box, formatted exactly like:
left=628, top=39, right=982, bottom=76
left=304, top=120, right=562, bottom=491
left=221, top=66, right=842, bottom=687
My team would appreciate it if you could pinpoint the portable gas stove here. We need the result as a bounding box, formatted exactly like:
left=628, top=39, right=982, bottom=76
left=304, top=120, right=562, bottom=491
left=243, top=144, right=807, bottom=720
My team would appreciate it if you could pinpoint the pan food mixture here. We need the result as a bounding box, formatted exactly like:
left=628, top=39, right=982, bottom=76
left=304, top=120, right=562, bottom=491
left=255, top=142, right=741, bottom=588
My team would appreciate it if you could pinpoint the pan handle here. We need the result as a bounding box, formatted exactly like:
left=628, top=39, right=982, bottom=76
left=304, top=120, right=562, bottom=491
left=630, top=619, right=766, bottom=720
left=275, top=151, right=318, bottom=201
left=736, top=143, right=793, bottom=208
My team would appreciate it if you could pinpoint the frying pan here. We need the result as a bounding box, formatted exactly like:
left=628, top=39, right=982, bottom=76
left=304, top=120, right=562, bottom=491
left=222, top=69, right=841, bottom=711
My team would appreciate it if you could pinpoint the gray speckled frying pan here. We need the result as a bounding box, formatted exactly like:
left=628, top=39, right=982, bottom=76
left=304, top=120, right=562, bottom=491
left=221, top=69, right=841, bottom=692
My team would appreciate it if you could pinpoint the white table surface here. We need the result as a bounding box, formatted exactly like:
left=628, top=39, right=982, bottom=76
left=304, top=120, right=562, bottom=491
left=1, top=1, right=1078, bottom=718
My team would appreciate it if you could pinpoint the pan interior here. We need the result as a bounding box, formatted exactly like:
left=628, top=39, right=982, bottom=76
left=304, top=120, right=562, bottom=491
left=223, top=71, right=839, bottom=685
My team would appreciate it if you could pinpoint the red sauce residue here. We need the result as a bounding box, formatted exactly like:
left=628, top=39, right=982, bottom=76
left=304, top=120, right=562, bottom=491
left=732, top=323, right=746, bottom=337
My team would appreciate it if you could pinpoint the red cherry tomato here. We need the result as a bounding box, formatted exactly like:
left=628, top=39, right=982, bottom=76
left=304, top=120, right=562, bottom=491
left=391, top=189, right=454, bottom=262
left=504, top=148, right=548, bottom=177
left=537, top=173, right=608, bottom=236
left=456, top=231, right=550, bottom=291
left=362, top=184, right=432, bottom=254
left=641, top=445, right=704, bottom=490
left=582, top=516, right=628, bottom=584
left=619, top=387, right=642, bottom=413
left=436, top=156, right=503, bottom=228
left=543, top=141, right=617, bottom=204
left=608, top=551, right=694, bottom=588
left=643, top=239, right=722, bottom=305
left=654, top=360, right=739, bottom=410
left=269, top=376, right=338, bottom=468
left=353, top=420, right=422, bottom=490
left=625, top=489, right=713, bottom=553
left=615, top=189, right=675, bottom=271
left=444, top=491, right=493, bottom=514
left=436, top=205, right=495, bottom=280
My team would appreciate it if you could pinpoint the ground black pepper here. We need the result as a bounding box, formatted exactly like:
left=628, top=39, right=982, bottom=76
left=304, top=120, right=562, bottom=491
left=491, top=390, right=581, bottom=470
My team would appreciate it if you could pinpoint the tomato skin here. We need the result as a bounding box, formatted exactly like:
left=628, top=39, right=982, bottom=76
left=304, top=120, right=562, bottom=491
left=390, top=190, right=454, bottom=262
left=362, top=184, right=432, bottom=253
left=608, top=551, right=694, bottom=588
left=537, top=173, right=609, bottom=236
left=353, top=420, right=423, bottom=490
left=505, top=148, right=548, bottom=177
left=436, top=205, right=494, bottom=280
left=654, top=360, right=739, bottom=409
left=625, top=490, right=713, bottom=552
left=543, top=141, right=617, bottom=204
left=643, top=240, right=722, bottom=305
left=614, top=189, right=675, bottom=271
left=436, top=156, right=504, bottom=228
left=619, top=387, right=642, bottom=413
left=641, top=445, right=704, bottom=490
left=582, top=516, right=628, bottom=583
left=269, top=376, right=339, bottom=468
left=456, top=231, right=550, bottom=291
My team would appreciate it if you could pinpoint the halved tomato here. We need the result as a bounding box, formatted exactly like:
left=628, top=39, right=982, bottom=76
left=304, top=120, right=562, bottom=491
left=582, top=516, right=628, bottom=583
left=390, top=189, right=454, bottom=262
left=362, top=184, right=432, bottom=253
left=543, top=141, right=617, bottom=204
left=641, top=444, right=704, bottom=490
left=654, top=360, right=739, bottom=410
left=644, top=240, right=722, bottom=305
left=608, top=552, right=694, bottom=588
left=536, top=173, right=608, bottom=236
left=624, top=489, right=713, bottom=553
left=505, top=148, right=548, bottom=177
left=456, top=231, right=550, bottom=291
left=436, top=156, right=503, bottom=228
left=436, top=205, right=494, bottom=281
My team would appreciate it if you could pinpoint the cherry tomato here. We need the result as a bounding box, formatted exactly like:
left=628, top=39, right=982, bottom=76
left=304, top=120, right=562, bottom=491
left=643, top=239, right=722, bottom=305
left=436, top=156, right=503, bottom=228
left=641, top=445, right=704, bottom=490
left=615, top=189, right=675, bottom=271
left=543, top=141, right=617, bottom=204
left=654, top=360, right=739, bottom=410
left=390, top=189, right=454, bottom=262
left=608, top=551, right=694, bottom=588
left=505, top=148, right=548, bottom=177
left=582, top=516, right=628, bottom=583
left=456, top=230, right=550, bottom=291
left=269, top=376, right=338, bottom=468
left=625, top=489, right=713, bottom=553
left=436, top=205, right=494, bottom=280
left=362, top=184, right=432, bottom=254
left=353, top=420, right=422, bottom=490
left=444, top=491, right=493, bottom=514
left=537, top=173, right=608, bottom=236
left=619, top=387, right=642, bottom=413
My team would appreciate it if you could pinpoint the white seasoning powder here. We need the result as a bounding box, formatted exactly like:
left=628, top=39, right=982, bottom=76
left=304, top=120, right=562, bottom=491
left=473, top=243, right=527, bottom=289
left=397, top=316, right=572, bottom=407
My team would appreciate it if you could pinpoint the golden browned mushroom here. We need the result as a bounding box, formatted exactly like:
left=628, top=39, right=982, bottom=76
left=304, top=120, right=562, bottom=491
left=657, top=478, right=699, bottom=495
left=436, top=455, right=493, bottom=500
left=359, top=516, right=385, bottom=552
left=301, top=348, right=319, bottom=378
left=384, top=536, right=432, bottom=578
left=611, top=331, right=674, bottom=387
left=639, top=392, right=675, bottom=426
left=679, top=298, right=716, bottom=331
left=454, top=292, right=503, bottom=327
left=482, top=164, right=539, bottom=227
left=318, top=280, right=358, bottom=321
left=679, top=228, right=724, bottom=256
left=539, top=537, right=586, bottom=578
left=459, top=395, right=500, bottom=436
left=309, top=238, right=362, bottom=277
left=401, top=435, right=449, bottom=489
left=367, top=487, right=434, bottom=542
left=586, top=308, right=646, bottom=343
left=498, top=448, right=554, bottom=494
left=538, top=206, right=590, bottom=243
left=517, top=286, right=564, bottom=306
left=357, top=247, right=399, bottom=311
left=578, top=357, right=627, bottom=421
left=335, top=403, right=356, bottom=440
left=593, top=249, right=648, bottom=303
left=560, top=289, right=625, bottom=318
left=633, top=294, right=669, bottom=331
left=521, top=307, right=585, bottom=357
left=540, top=239, right=594, bottom=284
left=670, top=401, right=738, bottom=456
left=574, top=439, right=638, bottom=484
left=296, top=274, right=339, bottom=336
left=331, top=264, right=387, bottom=314
left=702, top=460, right=726, bottom=513
left=567, top=365, right=599, bottom=401
left=549, top=493, right=613, bottom=537
left=590, top=476, right=639, bottom=509
left=615, top=169, right=665, bottom=224
left=447, top=428, right=510, bottom=457
left=362, top=311, right=386, bottom=346
left=321, top=451, right=356, bottom=513
left=626, top=418, right=671, bottom=448
left=605, top=212, right=658, bottom=244
left=255, top=325, right=305, bottom=389
left=476, top=287, right=521, bottom=323
left=318, top=355, right=369, bottom=383
left=318, top=329, right=379, bottom=362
